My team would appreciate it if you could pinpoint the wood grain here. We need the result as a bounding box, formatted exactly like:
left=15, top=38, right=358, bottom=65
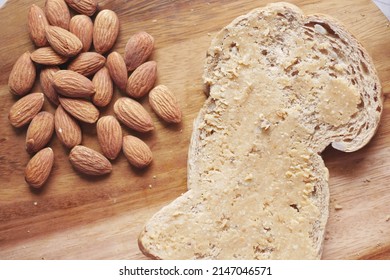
left=0, top=0, right=389, bottom=260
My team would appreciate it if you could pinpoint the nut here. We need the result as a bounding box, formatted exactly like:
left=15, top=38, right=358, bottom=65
left=124, top=31, right=154, bottom=71
left=122, top=135, right=153, bottom=168
left=92, top=67, right=113, bottom=107
left=126, top=61, right=157, bottom=99
left=67, top=52, right=106, bottom=76
left=96, top=116, right=122, bottom=160
left=54, top=105, right=82, bottom=149
left=25, top=147, right=54, bottom=188
left=8, top=93, right=45, bottom=128
left=52, top=70, right=95, bottom=98
left=93, top=9, right=120, bottom=54
left=8, top=51, right=36, bottom=96
left=106, top=51, right=127, bottom=92
left=26, top=111, right=55, bottom=154
left=40, top=66, right=60, bottom=106
left=69, top=15, right=93, bottom=52
left=45, top=25, right=83, bottom=57
left=31, top=47, right=68, bottom=65
left=69, top=145, right=112, bottom=176
left=44, top=0, right=70, bottom=30
left=64, top=0, right=97, bottom=16
left=59, top=96, right=99, bottom=124
left=149, top=85, right=182, bottom=123
left=28, top=4, right=49, bottom=47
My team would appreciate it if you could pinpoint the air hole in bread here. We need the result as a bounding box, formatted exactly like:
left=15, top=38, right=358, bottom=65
left=304, top=21, right=339, bottom=39
left=376, top=106, right=382, bottom=113
left=360, top=61, right=369, bottom=74
left=261, top=49, right=268, bottom=56
left=290, top=204, right=300, bottom=212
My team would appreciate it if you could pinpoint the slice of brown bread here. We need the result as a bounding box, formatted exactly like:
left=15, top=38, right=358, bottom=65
left=138, top=2, right=383, bottom=259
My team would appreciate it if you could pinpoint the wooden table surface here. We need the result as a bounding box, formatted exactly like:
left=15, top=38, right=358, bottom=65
left=0, top=0, right=390, bottom=260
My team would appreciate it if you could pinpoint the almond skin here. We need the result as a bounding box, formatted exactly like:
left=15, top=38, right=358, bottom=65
left=52, top=70, right=95, bottom=98
left=45, top=26, right=83, bottom=57
left=106, top=51, right=127, bottom=91
left=28, top=4, right=49, bottom=47
left=65, top=0, right=97, bottom=16
left=69, top=15, right=93, bottom=52
left=25, top=147, right=54, bottom=188
left=122, top=135, right=152, bottom=168
left=59, top=97, right=99, bottom=124
left=31, top=47, right=68, bottom=65
left=93, top=9, right=120, bottom=54
left=113, top=97, right=154, bottom=133
left=69, top=145, right=112, bottom=176
left=8, top=93, right=45, bottom=128
left=126, top=61, right=157, bottom=99
left=68, top=52, right=106, bottom=77
left=26, top=111, right=55, bottom=154
left=92, top=67, right=113, bottom=107
left=40, top=66, right=60, bottom=106
left=97, top=116, right=122, bottom=160
left=8, top=52, right=36, bottom=96
left=45, top=0, right=70, bottom=30
left=55, top=105, right=82, bottom=149
left=149, top=85, right=182, bottom=123
left=124, top=31, right=155, bottom=71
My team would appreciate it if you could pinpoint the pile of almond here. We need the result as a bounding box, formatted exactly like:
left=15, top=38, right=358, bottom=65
left=8, top=0, right=182, bottom=188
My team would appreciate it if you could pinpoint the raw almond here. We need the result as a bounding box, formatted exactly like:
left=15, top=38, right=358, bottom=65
left=106, top=51, right=127, bottom=91
left=126, top=61, right=157, bottom=99
left=25, top=147, right=54, bottom=188
left=52, top=70, right=95, bottom=98
left=45, top=0, right=70, bottom=30
left=8, top=51, right=36, bottom=96
left=69, top=15, right=93, bottom=52
left=124, top=31, right=154, bottom=71
left=45, top=26, right=83, bottom=57
left=59, top=97, right=99, bottom=124
left=65, top=0, right=97, bottom=16
left=97, top=116, right=122, bottom=160
left=28, top=4, right=49, bottom=47
left=69, top=145, right=112, bottom=176
left=113, top=97, right=154, bottom=133
left=122, top=135, right=152, bottom=168
left=31, top=47, right=68, bottom=65
left=149, top=85, right=182, bottom=123
left=93, top=9, right=120, bottom=54
left=8, top=93, right=44, bottom=128
left=40, top=66, right=60, bottom=105
left=68, top=52, right=106, bottom=76
left=92, top=67, right=113, bottom=107
left=55, top=105, right=82, bottom=149
left=26, top=111, right=55, bottom=154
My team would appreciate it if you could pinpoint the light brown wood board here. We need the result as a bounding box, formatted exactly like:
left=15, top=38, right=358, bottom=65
left=0, top=0, right=389, bottom=260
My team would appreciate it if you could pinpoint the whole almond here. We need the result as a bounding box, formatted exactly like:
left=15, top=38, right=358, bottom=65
left=93, top=9, right=120, bottom=54
left=25, top=147, right=54, bottom=188
left=55, top=105, right=82, bottom=149
left=28, top=4, right=49, bottom=47
left=106, top=51, right=127, bottom=91
left=65, top=0, right=97, bottom=16
left=45, top=0, right=70, bottom=30
left=45, top=26, right=83, bottom=57
left=40, top=66, right=60, bottom=105
left=97, top=116, right=122, bottom=160
left=124, top=31, right=154, bottom=71
left=31, top=47, right=68, bottom=65
left=59, top=97, right=99, bottom=124
left=149, top=85, right=182, bottom=123
left=122, top=135, right=152, bottom=168
left=52, top=70, right=95, bottom=98
left=8, top=93, right=45, bottom=128
left=8, top=52, right=36, bottom=96
left=126, top=61, right=157, bottom=99
left=68, top=52, right=105, bottom=77
left=69, top=15, right=93, bottom=52
left=69, top=145, right=112, bottom=176
left=113, top=97, right=154, bottom=133
left=26, top=111, right=55, bottom=154
left=92, top=67, right=113, bottom=107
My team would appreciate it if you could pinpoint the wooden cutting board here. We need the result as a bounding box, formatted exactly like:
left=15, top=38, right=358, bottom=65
left=0, top=0, right=389, bottom=260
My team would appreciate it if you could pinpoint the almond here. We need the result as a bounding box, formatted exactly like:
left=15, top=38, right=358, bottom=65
left=92, top=67, right=113, bottom=107
left=26, top=111, right=55, bottom=154
left=122, top=135, right=152, bottom=168
left=40, top=66, right=60, bottom=106
left=31, top=47, right=68, bottom=65
left=106, top=51, right=127, bottom=91
left=69, top=145, right=112, bottom=176
left=64, top=0, right=97, bottom=16
left=126, top=61, right=157, bottom=99
left=69, top=15, right=93, bottom=52
left=45, top=0, right=70, bottom=30
left=124, top=31, right=154, bottom=71
left=149, top=85, right=182, bottom=123
left=93, top=9, right=120, bottom=54
left=59, top=97, right=99, bottom=124
left=97, top=116, right=122, bottom=160
left=8, top=52, right=36, bottom=96
left=113, top=97, right=154, bottom=133
left=45, top=26, right=83, bottom=57
left=68, top=52, right=106, bottom=77
left=25, top=147, right=54, bottom=188
left=55, top=105, right=82, bottom=149
left=28, top=4, right=49, bottom=47
left=8, top=93, right=45, bottom=128
left=52, top=70, right=95, bottom=98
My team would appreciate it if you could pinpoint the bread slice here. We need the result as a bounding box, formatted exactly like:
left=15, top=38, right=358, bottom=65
left=138, top=2, right=383, bottom=259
